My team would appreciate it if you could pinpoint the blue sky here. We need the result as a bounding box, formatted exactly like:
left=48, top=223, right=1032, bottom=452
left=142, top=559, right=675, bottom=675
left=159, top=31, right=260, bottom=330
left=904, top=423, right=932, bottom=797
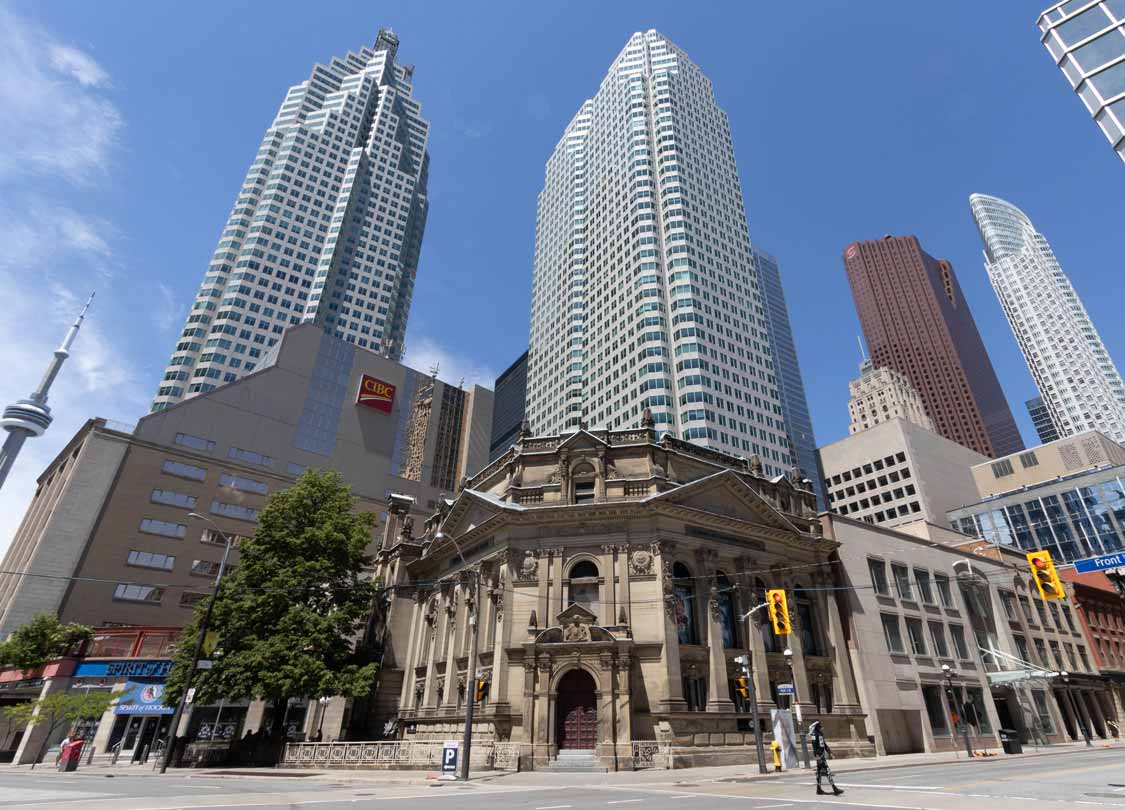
left=1, top=1, right=1122, bottom=555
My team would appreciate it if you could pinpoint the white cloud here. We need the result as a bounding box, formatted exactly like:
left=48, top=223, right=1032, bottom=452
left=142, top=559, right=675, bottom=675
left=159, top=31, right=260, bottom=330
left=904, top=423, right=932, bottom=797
left=403, top=336, right=498, bottom=391
left=0, top=10, right=122, bottom=184
left=151, top=282, right=182, bottom=333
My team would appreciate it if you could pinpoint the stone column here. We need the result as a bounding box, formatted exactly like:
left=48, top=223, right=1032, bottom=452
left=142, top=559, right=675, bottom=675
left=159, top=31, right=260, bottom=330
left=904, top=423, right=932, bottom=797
left=421, top=597, right=446, bottom=710
left=1084, top=691, right=1107, bottom=737
left=14, top=675, right=72, bottom=765
left=654, top=544, right=687, bottom=712
left=616, top=654, right=633, bottom=763
left=1056, top=688, right=1079, bottom=740
left=598, top=656, right=615, bottom=760
left=705, top=584, right=735, bottom=712
left=821, top=569, right=861, bottom=711
left=536, top=658, right=553, bottom=762
left=1075, top=688, right=1097, bottom=738
left=398, top=593, right=424, bottom=709
left=490, top=561, right=513, bottom=712
left=89, top=682, right=128, bottom=757
left=552, top=547, right=566, bottom=621
left=599, top=544, right=615, bottom=626
left=782, top=577, right=813, bottom=717
left=442, top=588, right=461, bottom=709
left=616, top=544, right=632, bottom=625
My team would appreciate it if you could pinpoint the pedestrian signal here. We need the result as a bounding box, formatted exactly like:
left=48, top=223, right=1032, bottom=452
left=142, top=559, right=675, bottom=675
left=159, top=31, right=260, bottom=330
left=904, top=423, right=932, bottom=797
left=735, top=676, right=750, bottom=700
left=1026, top=550, right=1065, bottom=600
left=767, top=589, right=790, bottom=635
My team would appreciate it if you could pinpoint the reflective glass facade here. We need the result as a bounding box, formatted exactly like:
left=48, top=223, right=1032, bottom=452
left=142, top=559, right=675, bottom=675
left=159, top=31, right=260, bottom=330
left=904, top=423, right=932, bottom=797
left=949, top=465, right=1125, bottom=562
left=1039, top=0, right=1125, bottom=164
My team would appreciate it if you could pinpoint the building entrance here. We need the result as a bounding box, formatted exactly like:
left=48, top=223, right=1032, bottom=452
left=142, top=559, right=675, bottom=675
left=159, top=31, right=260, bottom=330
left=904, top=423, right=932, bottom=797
left=557, top=669, right=597, bottom=750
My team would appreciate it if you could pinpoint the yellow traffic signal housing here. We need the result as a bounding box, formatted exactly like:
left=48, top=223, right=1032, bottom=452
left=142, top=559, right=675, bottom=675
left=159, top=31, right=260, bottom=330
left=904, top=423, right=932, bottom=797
left=735, top=676, right=750, bottom=700
left=1027, top=550, right=1065, bottom=600
left=767, top=589, right=790, bottom=635
left=474, top=679, right=489, bottom=703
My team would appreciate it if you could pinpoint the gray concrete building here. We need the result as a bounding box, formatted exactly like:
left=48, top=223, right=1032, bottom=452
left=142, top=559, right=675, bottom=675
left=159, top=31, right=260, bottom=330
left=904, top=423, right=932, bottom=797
left=819, top=418, right=987, bottom=530
left=828, top=515, right=1112, bottom=755
left=0, top=324, right=492, bottom=637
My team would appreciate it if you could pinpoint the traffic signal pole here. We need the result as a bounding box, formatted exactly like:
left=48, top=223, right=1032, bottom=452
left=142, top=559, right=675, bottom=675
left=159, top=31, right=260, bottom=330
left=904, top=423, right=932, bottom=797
left=739, top=602, right=769, bottom=775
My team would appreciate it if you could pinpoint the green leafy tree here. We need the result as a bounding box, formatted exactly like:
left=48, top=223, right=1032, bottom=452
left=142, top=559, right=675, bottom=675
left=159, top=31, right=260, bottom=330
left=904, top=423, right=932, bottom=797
left=0, top=615, right=93, bottom=670
left=3, top=690, right=113, bottom=768
left=165, top=470, right=379, bottom=753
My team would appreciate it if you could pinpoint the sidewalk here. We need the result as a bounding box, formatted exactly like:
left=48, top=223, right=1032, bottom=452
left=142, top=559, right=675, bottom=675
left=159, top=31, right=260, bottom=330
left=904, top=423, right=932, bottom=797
left=3, top=739, right=1119, bottom=786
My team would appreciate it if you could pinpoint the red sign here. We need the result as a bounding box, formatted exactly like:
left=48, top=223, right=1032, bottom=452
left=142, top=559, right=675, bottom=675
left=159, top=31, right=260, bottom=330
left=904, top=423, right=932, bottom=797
left=845, top=245, right=858, bottom=259
left=356, top=374, right=395, bottom=414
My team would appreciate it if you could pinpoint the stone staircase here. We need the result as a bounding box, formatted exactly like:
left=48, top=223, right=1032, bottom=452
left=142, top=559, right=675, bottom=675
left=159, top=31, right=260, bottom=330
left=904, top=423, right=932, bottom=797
left=542, top=749, right=605, bottom=772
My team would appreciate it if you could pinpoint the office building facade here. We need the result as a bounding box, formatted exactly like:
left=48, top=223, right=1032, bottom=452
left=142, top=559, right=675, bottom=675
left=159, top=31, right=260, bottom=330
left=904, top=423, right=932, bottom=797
left=526, top=31, right=794, bottom=477
left=0, top=325, right=491, bottom=637
left=1039, top=1, right=1125, bottom=165
left=844, top=236, right=1023, bottom=458
left=970, top=193, right=1125, bottom=444
left=153, top=29, right=429, bottom=411
left=753, top=246, right=824, bottom=507
left=1027, top=396, right=1062, bottom=445
left=848, top=360, right=933, bottom=434
left=488, top=350, right=528, bottom=462
left=948, top=430, right=1125, bottom=564
left=820, top=418, right=987, bottom=530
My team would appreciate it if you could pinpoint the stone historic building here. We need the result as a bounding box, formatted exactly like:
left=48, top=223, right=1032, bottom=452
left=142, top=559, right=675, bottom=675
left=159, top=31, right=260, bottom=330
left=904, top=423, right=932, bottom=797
left=370, top=416, right=873, bottom=769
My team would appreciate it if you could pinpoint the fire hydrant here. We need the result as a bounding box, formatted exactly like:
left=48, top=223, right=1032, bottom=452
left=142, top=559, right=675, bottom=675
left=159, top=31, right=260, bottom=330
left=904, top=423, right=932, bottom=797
left=770, top=739, right=782, bottom=772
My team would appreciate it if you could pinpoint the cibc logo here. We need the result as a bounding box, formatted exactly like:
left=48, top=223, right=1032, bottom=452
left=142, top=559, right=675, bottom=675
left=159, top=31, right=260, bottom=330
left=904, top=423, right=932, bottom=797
left=845, top=245, right=858, bottom=260
left=356, top=374, right=396, bottom=414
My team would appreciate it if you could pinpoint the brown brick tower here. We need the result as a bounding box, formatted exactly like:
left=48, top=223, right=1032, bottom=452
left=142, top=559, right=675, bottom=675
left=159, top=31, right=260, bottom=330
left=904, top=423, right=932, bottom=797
left=843, top=235, right=1023, bottom=458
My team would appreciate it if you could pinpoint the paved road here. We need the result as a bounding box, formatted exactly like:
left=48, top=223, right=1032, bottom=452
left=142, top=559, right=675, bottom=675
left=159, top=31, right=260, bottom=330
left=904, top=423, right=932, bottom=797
left=3, top=748, right=1125, bottom=810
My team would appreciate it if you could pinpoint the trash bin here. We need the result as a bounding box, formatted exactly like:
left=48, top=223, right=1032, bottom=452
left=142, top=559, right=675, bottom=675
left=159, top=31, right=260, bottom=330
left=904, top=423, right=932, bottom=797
left=998, top=729, right=1022, bottom=755
left=60, top=740, right=84, bottom=772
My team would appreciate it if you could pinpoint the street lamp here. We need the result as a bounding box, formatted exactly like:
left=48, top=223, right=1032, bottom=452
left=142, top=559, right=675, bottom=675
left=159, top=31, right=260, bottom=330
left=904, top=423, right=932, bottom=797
left=159, top=513, right=234, bottom=773
left=783, top=648, right=810, bottom=769
left=1060, top=671, right=1092, bottom=747
left=316, top=696, right=330, bottom=740
left=942, top=664, right=973, bottom=758
left=436, top=531, right=481, bottom=781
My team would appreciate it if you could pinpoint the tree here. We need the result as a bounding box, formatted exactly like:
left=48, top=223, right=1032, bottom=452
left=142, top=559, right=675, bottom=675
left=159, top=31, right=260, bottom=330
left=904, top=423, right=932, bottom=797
left=0, top=615, right=93, bottom=671
left=4, top=690, right=113, bottom=768
left=165, top=470, right=379, bottom=757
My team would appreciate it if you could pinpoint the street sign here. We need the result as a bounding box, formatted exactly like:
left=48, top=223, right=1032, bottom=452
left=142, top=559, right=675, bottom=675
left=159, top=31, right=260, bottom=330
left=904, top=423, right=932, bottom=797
left=185, top=688, right=196, bottom=705
left=440, top=740, right=459, bottom=780
left=1074, top=552, right=1125, bottom=574
left=196, top=660, right=213, bottom=670
left=777, top=683, right=795, bottom=696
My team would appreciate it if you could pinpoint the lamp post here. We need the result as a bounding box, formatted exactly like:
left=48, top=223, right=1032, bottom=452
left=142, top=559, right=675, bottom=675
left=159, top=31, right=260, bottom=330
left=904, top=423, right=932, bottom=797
left=159, top=513, right=233, bottom=773
left=436, top=531, right=481, bottom=781
left=783, top=648, right=810, bottom=769
left=316, top=696, right=330, bottom=739
left=1060, top=671, right=1092, bottom=747
left=942, top=664, right=973, bottom=758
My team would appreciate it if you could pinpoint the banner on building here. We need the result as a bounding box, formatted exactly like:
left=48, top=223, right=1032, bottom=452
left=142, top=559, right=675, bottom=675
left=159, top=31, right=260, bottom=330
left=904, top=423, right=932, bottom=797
left=114, top=681, right=174, bottom=715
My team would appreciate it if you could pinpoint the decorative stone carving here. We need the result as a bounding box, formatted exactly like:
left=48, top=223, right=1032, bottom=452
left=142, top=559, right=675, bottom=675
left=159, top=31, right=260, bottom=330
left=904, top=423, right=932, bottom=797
left=528, top=609, right=538, bottom=629
left=618, top=606, right=629, bottom=626
left=749, top=454, right=763, bottom=476
left=606, top=460, right=622, bottom=480
left=564, top=622, right=591, bottom=642
left=400, top=515, right=414, bottom=541
left=662, top=557, right=677, bottom=616
left=518, top=550, right=539, bottom=581
left=629, top=549, right=654, bottom=577
left=708, top=585, right=723, bottom=621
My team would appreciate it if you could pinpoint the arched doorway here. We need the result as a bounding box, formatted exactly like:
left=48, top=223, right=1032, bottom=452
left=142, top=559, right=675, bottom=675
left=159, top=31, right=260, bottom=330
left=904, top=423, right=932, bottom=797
left=556, top=669, right=597, bottom=750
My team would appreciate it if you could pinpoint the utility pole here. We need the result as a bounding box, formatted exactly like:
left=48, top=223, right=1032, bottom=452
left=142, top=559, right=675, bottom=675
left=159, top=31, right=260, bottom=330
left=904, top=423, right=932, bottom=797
left=739, top=601, right=770, bottom=774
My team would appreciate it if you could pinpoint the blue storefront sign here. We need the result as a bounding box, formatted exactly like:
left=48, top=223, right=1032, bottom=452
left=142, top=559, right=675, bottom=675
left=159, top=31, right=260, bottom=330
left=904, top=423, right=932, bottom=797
left=1073, top=552, right=1125, bottom=574
left=74, top=659, right=172, bottom=679
left=114, top=681, right=174, bottom=715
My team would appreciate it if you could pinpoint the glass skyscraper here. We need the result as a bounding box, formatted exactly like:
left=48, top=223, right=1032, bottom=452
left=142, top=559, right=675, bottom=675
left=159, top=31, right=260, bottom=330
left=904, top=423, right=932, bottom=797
left=526, top=31, right=794, bottom=475
left=970, top=193, right=1125, bottom=443
left=153, top=30, right=429, bottom=410
left=753, top=246, right=823, bottom=507
left=1039, top=1, right=1125, bottom=165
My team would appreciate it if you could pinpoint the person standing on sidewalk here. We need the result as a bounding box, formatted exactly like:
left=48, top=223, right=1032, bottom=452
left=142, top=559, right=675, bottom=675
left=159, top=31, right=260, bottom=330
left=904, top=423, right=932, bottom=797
left=809, top=721, right=842, bottom=796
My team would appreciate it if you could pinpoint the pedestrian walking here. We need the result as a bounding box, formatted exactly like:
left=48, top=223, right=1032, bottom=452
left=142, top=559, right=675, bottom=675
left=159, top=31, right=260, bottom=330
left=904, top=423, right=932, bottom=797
left=808, top=720, right=842, bottom=796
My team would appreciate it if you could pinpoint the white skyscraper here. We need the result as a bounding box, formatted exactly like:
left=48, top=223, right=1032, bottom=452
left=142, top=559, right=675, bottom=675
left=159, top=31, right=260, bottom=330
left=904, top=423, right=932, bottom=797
left=526, top=31, right=793, bottom=474
left=970, top=193, right=1125, bottom=443
left=154, top=29, right=429, bottom=411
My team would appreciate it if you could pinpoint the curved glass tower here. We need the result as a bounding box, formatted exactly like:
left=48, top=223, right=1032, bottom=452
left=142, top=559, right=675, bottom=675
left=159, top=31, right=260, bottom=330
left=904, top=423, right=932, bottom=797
left=970, top=193, right=1125, bottom=443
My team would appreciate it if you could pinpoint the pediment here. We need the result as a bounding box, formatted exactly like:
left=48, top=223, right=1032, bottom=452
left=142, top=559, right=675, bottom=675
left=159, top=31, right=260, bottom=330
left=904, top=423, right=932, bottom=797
left=438, top=490, right=507, bottom=537
left=557, top=429, right=609, bottom=452
left=650, top=470, right=799, bottom=533
left=557, top=603, right=597, bottom=624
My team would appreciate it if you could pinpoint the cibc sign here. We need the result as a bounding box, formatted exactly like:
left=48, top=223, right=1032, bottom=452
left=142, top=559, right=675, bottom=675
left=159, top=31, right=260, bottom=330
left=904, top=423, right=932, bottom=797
left=356, top=374, right=396, bottom=414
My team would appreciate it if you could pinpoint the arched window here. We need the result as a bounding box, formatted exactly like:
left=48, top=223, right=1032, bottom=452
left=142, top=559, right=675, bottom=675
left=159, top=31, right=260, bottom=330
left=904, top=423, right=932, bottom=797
left=572, top=462, right=596, bottom=503
left=795, top=585, right=821, bottom=656
left=673, top=562, right=698, bottom=645
left=755, top=578, right=778, bottom=654
left=567, top=559, right=600, bottom=619
left=716, top=572, right=738, bottom=649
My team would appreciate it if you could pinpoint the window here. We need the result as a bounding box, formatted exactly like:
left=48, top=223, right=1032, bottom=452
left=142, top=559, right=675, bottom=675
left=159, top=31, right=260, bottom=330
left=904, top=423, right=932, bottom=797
left=1014, top=634, right=1031, bottom=663
left=892, top=564, right=914, bottom=600
left=1031, top=690, right=1055, bottom=734
left=287, top=462, right=307, bottom=476
left=922, top=685, right=949, bottom=734
left=1019, top=451, right=1039, bottom=469
left=114, top=583, right=164, bottom=603
left=179, top=591, right=208, bottom=607
left=966, top=687, right=992, bottom=733
left=191, top=559, right=226, bottom=577
left=949, top=624, right=969, bottom=659
left=219, top=472, right=268, bottom=495
left=991, top=459, right=1014, bottom=477
left=139, top=518, right=186, bottom=538
left=673, top=562, right=698, bottom=645
left=1000, top=591, right=1018, bottom=621
left=716, top=572, right=739, bottom=649
left=906, top=618, right=927, bottom=655
left=1035, top=638, right=1050, bottom=667
left=881, top=613, right=905, bottom=653
left=162, top=460, right=207, bottom=481
left=868, top=558, right=889, bottom=596
left=211, top=500, right=259, bottom=522
left=929, top=622, right=950, bottom=658
left=567, top=560, right=600, bottom=620
left=915, top=570, right=934, bottom=604
left=175, top=432, right=215, bottom=452
left=935, top=575, right=953, bottom=607
left=796, top=592, right=820, bottom=656
left=127, top=550, right=175, bottom=571
left=200, top=528, right=244, bottom=547
left=228, top=446, right=274, bottom=467
left=151, top=489, right=197, bottom=508
left=1061, top=606, right=1077, bottom=632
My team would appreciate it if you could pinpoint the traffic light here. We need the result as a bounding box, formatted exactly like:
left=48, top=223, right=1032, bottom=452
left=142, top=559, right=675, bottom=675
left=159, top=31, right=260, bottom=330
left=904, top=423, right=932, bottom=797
left=474, top=678, right=489, bottom=703
left=766, top=589, right=790, bottom=635
left=735, top=676, right=750, bottom=700
left=1027, top=550, right=1065, bottom=600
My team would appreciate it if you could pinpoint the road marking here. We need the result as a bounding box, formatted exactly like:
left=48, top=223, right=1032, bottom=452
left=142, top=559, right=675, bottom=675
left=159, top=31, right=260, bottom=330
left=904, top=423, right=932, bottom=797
left=832, top=784, right=942, bottom=791
left=606, top=802, right=644, bottom=806
left=756, top=804, right=795, bottom=809
left=535, top=806, right=572, bottom=809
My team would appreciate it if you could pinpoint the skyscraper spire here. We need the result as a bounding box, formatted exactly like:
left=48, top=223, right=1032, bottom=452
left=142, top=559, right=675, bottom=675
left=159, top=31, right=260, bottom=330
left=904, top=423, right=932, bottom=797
left=0, top=293, right=94, bottom=490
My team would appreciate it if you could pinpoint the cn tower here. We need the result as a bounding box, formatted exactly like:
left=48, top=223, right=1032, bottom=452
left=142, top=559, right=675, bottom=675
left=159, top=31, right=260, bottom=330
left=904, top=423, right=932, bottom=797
left=0, top=294, right=94, bottom=491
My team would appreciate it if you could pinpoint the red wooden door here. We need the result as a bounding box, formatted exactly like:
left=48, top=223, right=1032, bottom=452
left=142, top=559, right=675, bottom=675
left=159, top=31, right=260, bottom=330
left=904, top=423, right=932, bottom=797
left=557, top=670, right=597, bottom=749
